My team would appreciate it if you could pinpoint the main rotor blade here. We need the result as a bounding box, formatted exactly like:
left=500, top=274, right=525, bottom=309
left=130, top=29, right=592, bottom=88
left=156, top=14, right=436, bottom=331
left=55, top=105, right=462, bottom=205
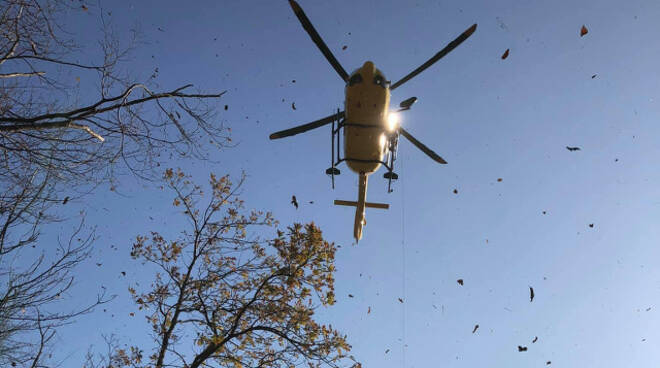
left=289, top=0, right=349, bottom=82
left=390, top=24, right=477, bottom=90
left=270, top=111, right=344, bottom=140
left=399, top=127, right=447, bottom=164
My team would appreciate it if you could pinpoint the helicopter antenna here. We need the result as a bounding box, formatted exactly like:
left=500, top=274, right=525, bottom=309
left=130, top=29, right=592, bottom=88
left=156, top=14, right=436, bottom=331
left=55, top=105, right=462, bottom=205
left=288, top=0, right=350, bottom=82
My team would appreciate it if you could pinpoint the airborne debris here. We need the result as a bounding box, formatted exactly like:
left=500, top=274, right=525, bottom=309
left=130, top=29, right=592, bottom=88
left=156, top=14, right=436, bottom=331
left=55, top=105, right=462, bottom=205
left=457, top=279, right=464, bottom=286
left=496, top=16, right=508, bottom=30
left=291, top=195, right=298, bottom=209
left=518, top=346, right=527, bottom=352
left=501, top=48, right=510, bottom=60
left=580, top=25, right=588, bottom=37
left=530, top=286, right=535, bottom=302
left=472, top=324, right=479, bottom=333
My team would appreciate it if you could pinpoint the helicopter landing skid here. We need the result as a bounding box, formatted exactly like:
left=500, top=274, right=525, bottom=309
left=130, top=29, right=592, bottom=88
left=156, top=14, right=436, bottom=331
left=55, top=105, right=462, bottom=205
left=326, top=109, right=399, bottom=192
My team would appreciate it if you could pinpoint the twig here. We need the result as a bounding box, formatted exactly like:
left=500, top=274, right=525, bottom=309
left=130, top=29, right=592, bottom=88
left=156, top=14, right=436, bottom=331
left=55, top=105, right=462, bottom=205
left=0, top=71, right=45, bottom=78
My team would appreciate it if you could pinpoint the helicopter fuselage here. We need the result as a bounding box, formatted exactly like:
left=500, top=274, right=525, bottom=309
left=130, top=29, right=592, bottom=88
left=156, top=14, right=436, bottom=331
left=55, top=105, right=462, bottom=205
left=344, top=61, right=391, bottom=175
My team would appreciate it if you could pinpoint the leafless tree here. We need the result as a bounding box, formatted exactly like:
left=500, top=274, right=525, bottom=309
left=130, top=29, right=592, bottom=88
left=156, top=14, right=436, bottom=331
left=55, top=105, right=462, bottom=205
left=0, top=0, right=230, bottom=191
left=0, top=175, right=109, bottom=368
left=95, top=169, right=355, bottom=368
left=0, top=1, right=231, bottom=367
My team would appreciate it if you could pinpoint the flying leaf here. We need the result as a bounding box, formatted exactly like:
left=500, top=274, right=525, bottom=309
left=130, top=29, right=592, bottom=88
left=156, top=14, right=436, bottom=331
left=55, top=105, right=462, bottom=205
left=580, top=25, right=588, bottom=37
left=501, top=48, right=510, bottom=60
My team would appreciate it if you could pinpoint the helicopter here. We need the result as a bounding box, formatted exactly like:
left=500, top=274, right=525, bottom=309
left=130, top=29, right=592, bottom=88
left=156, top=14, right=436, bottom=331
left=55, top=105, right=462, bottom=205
left=270, top=0, right=477, bottom=242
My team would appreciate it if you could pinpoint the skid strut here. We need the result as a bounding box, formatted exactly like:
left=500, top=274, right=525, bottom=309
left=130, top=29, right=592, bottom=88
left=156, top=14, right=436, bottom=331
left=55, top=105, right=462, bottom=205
left=325, top=110, right=400, bottom=193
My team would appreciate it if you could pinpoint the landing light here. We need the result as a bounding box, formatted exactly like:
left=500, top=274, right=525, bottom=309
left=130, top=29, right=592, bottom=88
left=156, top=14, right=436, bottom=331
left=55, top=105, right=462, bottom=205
left=387, top=113, right=400, bottom=132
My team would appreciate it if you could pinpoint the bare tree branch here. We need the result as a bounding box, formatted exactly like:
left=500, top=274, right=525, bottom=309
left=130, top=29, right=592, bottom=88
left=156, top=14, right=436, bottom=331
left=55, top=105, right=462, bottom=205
left=0, top=72, right=45, bottom=78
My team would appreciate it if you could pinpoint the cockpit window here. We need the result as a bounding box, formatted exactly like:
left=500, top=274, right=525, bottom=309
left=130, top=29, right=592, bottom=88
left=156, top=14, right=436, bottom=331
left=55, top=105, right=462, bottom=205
left=373, top=74, right=388, bottom=88
left=348, top=73, right=363, bottom=86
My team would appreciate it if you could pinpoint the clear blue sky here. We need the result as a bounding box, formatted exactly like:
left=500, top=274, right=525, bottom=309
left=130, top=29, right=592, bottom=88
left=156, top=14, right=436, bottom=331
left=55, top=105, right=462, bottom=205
left=45, top=0, right=660, bottom=367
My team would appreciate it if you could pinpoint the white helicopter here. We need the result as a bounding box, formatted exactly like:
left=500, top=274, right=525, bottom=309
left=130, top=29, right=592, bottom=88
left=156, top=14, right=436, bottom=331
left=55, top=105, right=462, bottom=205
left=271, top=0, right=477, bottom=242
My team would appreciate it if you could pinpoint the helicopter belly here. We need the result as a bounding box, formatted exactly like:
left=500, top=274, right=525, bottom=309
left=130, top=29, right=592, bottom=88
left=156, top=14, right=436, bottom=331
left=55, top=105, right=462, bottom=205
left=344, top=121, right=385, bottom=174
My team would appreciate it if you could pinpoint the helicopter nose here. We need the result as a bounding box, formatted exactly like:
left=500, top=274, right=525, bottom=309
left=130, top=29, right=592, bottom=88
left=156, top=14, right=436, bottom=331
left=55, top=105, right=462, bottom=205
left=362, top=61, right=375, bottom=75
